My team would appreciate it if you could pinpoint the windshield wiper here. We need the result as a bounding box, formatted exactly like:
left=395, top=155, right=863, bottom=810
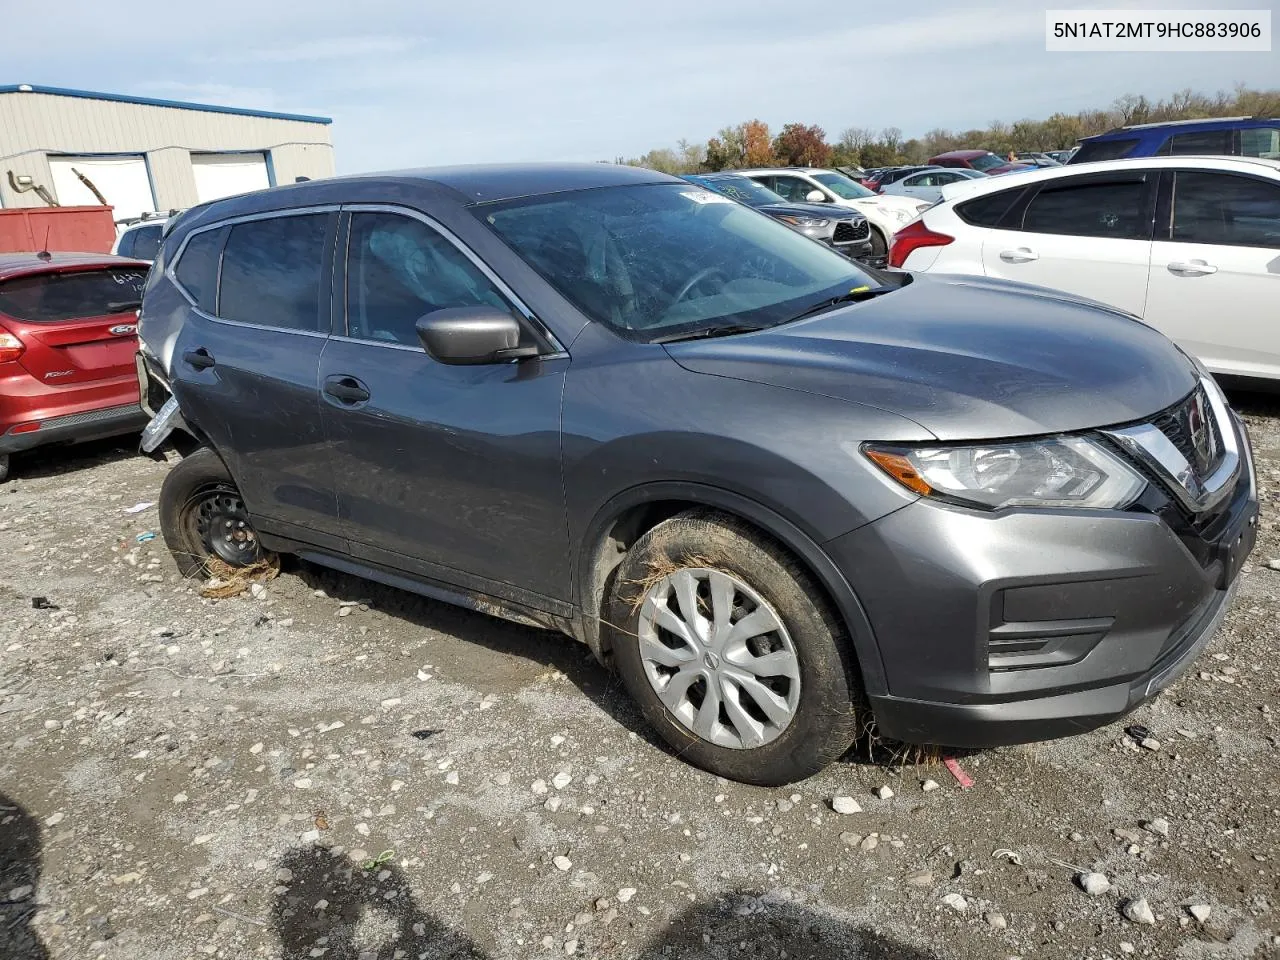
left=649, top=322, right=766, bottom=344
left=789, top=285, right=893, bottom=322
left=107, top=299, right=143, bottom=313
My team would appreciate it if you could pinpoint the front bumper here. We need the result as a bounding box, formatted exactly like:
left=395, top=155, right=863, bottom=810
left=829, top=419, right=1258, bottom=748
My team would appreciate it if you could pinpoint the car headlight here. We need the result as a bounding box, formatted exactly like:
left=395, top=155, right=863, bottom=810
left=863, top=436, right=1145, bottom=510
left=777, top=215, right=829, bottom=227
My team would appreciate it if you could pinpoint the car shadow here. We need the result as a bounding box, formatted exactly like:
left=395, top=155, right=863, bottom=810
left=287, top=559, right=950, bottom=777
left=1224, top=380, right=1280, bottom=416
left=0, top=791, right=48, bottom=960
left=9, top=435, right=144, bottom=483
left=271, top=844, right=942, bottom=960
left=289, top=560, right=661, bottom=748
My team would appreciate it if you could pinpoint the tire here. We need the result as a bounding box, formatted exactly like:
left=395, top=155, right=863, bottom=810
left=0, top=454, right=8, bottom=484
left=607, top=509, right=860, bottom=786
left=159, top=447, right=269, bottom=579
left=867, top=226, right=888, bottom=265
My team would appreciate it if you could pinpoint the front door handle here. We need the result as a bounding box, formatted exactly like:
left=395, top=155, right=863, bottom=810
left=323, top=375, right=371, bottom=405
left=1167, top=260, right=1218, bottom=276
left=182, top=348, right=216, bottom=370
left=999, top=248, right=1039, bottom=263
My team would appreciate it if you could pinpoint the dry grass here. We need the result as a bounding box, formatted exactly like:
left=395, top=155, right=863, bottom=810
left=623, top=553, right=727, bottom=615
left=199, top=555, right=281, bottom=599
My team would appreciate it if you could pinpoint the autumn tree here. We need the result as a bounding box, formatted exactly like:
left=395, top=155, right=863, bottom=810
left=772, top=123, right=831, bottom=167
left=734, top=120, right=771, bottom=167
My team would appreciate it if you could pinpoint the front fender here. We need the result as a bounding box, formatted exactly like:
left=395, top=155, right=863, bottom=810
left=574, top=479, right=892, bottom=698
left=562, top=345, right=930, bottom=697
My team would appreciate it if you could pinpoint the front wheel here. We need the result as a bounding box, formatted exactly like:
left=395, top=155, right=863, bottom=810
left=866, top=226, right=888, bottom=266
left=607, top=510, right=860, bottom=786
left=159, top=447, right=270, bottom=579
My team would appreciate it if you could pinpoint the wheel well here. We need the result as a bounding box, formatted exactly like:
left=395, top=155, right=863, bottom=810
left=582, top=499, right=851, bottom=670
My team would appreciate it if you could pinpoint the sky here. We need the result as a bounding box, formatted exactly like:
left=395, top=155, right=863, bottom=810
left=5, top=0, right=1277, bottom=173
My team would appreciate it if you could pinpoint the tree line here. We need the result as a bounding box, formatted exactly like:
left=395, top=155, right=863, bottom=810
left=618, top=85, right=1280, bottom=174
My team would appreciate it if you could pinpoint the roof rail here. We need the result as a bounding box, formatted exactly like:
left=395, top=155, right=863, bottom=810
left=1107, top=115, right=1272, bottom=133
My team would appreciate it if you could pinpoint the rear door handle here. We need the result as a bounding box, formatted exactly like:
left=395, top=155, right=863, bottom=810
left=182, top=348, right=216, bottom=370
left=999, top=248, right=1039, bottom=263
left=323, top=375, right=371, bottom=405
left=1167, top=260, right=1218, bottom=276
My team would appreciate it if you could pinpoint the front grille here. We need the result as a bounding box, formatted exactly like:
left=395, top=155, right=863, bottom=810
left=832, top=220, right=870, bottom=244
left=1152, top=386, right=1224, bottom=480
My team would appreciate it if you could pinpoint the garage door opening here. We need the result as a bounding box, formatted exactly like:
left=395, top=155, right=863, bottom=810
left=191, top=153, right=272, bottom=203
left=48, top=155, right=157, bottom=222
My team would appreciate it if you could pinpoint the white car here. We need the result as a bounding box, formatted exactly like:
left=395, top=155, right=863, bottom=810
left=880, top=168, right=986, bottom=203
left=890, top=155, right=1280, bottom=380
left=738, top=167, right=928, bottom=263
left=112, top=214, right=171, bottom=261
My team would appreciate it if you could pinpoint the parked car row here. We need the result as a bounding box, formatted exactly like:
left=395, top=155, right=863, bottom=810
left=732, top=167, right=929, bottom=264
left=681, top=173, right=872, bottom=259
left=890, top=154, right=1280, bottom=381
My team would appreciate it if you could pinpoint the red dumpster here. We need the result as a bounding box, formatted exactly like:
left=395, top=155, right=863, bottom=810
left=0, top=206, right=116, bottom=254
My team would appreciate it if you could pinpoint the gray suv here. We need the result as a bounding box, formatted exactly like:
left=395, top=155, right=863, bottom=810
left=136, top=163, right=1258, bottom=786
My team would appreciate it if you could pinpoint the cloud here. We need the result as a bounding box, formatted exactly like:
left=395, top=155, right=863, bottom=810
left=210, top=36, right=424, bottom=64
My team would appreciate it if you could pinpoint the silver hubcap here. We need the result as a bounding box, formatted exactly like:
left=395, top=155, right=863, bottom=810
left=636, top=568, right=801, bottom=750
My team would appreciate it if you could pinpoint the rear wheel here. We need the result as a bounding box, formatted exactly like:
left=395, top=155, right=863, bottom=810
left=607, top=510, right=860, bottom=786
left=159, top=447, right=269, bottom=579
left=0, top=454, right=8, bottom=483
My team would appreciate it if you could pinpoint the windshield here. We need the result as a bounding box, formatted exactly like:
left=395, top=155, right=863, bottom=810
left=697, top=176, right=785, bottom=207
left=482, top=183, right=875, bottom=341
left=811, top=172, right=875, bottom=199
left=968, top=153, right=1007, bottom=172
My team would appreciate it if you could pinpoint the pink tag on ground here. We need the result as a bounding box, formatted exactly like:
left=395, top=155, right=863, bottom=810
left=944, top=757, right=974, bottom=789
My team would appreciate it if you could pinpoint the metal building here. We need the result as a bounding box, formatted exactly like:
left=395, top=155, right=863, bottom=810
left=0, top=84, right=335, bottom=221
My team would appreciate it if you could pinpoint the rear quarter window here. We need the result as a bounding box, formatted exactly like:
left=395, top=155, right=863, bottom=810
left=0, top=268, right=147, bottom=323
left=1160, top=130, right=1233, bottom=156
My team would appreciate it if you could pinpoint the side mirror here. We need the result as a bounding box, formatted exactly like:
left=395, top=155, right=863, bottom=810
left=415, top=306, right=539, bottom=365
left=805, top=189, right=827, bottom=203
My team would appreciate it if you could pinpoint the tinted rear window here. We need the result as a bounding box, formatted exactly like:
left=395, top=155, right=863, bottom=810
left=1020, top=179, right=1148, bottom=239
left=174, top=228, right=223, bottom=314
left=956, top=189, right=1023, bottom=227
left=0, top=268, right=147, bottom=323
left=218, top=214, right=328, bottom=331
left=124, top=225, right=163, bottom=261
left=1071, top=138, right=1140, bottom=163
left=1160, top=129, right=1233, bottom=156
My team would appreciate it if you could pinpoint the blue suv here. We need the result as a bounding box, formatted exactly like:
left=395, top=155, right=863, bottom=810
left=1070, top=116, right=1280, bottom=164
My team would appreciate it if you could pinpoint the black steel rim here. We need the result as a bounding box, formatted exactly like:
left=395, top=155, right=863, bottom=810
left=191, top=485, right=261, bottom=566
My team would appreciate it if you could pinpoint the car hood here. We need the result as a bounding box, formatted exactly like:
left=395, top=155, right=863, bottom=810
left=664, top=273, right=1197, bottom=441
left=757, top=201, right=865, bottom=221
left=847, top=195, right=927, bottom=216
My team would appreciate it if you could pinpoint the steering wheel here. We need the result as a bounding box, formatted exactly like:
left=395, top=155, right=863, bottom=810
left=673, top=267, right=726, bottom=304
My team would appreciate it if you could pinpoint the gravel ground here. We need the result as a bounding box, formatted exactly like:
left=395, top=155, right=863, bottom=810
left=2, top=392, right=1280, bottom=960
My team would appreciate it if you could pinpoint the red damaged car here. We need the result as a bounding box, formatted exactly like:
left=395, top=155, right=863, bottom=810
left=0, top=253, right=150, bottom=481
